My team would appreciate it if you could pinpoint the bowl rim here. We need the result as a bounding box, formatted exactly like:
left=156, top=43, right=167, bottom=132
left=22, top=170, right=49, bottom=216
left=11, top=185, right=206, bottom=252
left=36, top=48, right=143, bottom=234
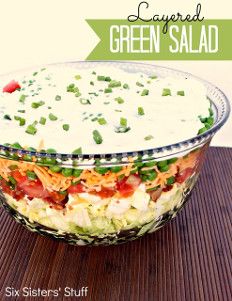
left=0, top=60, right=230, bottom=163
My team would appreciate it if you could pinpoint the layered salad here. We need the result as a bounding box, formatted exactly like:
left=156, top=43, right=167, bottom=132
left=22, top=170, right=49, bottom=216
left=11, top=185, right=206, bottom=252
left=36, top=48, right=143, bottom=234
left=0, top=65, right=214, bottom=239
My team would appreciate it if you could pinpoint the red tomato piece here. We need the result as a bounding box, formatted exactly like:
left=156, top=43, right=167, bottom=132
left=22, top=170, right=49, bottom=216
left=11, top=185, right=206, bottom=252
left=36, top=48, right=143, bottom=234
left=18, top=179, right=49, bottom=198
left=3, top=80, right=21, bottom=93
left=176, top=168, right=194, bottom=184
left=67, top=183, right=85, bottom=194
left=117, top=174, right=141, bottom=198
left=11, top=170, right=27, bottom=184
left=91, top=188, right=116, bottom=199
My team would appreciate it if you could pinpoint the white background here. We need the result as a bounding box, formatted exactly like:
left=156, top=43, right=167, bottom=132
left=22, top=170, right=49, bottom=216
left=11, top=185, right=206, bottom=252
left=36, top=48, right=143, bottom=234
left=0, top=0, right=231, bottom=147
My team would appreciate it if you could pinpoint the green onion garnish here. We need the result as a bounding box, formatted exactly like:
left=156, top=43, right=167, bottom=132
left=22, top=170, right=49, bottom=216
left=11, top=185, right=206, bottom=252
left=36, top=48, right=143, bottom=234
left=39, top=117, right=46, bottom=125
left=19, top=94, right=27, bottom=103
left=17, top=110, right=25, bottom=113
left=49, top=113, right=58, bottom=121
left=98, top=118, right=107, bottom=125
left=26, top=171, right=37, bottom=180
left=123, top=83, right=129, bottom=89
left=104, top=88, right=112, bottom=93
left=63, top=124, right=70, bottom=131
left=177, top=90, right=185, bottom=96
left=149, top=75, right=157, bottom=79
left=141, top=89, right=149, bottom=96
left=138, top=107, right=145, bottom=115
left=162, top=88, right=171, bottom=96
left=144, top=135, right=153, bottom=141
left=115, top=97, right=124, bottom=104
left=93, top=130, right=103, bottom=144
left=120, top=117, right=127, bottom=127
left=97, top=75, right=106, bottom=81
left=26, top=124, right=37, bottom=135
left=90, top=81, right=94, bottom=86
left=55, top=95, right=61, bottom=101
left=136, top=82, right=144, bottom=87
left=72, top=147, right=82, bottom=155
left=108, top=80, right=121, bottom=88
left=3, top=114, right=11, bottom=120
left=31, top=101, right=45, bottom=108
left=75, top=75, right=81, bottom=80
left=79, top=98, right=91, bottom=105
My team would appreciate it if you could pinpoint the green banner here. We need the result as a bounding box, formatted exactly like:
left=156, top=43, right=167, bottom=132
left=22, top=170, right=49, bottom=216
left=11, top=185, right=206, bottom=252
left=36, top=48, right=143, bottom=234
left=86, top=19, right=232, bottom=60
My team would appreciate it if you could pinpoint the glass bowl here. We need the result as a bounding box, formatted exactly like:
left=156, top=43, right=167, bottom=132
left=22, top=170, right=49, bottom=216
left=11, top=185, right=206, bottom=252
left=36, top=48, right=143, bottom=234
left=0, top=61, right=230, bottom=246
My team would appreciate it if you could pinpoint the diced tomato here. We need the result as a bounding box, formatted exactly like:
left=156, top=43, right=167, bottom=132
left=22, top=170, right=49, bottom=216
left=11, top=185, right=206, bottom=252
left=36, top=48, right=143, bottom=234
left=11, top=170, right=27, bottom=184
left=3, top=80, right=21, bottom=93
left=117, top=174, right=141, bottom=198
left=176, top=168, right=194, bottom=184
left=18, top=179, right=49, bottom=198
left=67, top=183, right=85, bottom=194
left=91, top=188, right=116, bottom=199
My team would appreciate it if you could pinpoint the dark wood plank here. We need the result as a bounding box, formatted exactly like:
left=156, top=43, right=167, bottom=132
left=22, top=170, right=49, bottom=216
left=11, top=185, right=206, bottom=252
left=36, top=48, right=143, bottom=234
left=0, top=147, right=231, bottom=301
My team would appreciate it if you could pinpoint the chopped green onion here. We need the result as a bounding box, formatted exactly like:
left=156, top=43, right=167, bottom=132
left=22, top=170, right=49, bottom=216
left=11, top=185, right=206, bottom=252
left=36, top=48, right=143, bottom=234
left=115, top=126, right=131, bottom=133
left=136, top=82, right=144, bottom=87
left=17, top=110, right=25, bottom=113
left=63, top=124, right=70, bottom=131
left=167, top=157, right=178, bottom=164
left=104, top=88, right=112, bottom=93
left=95, top=167, right=109, bottom=174
left=141, top=89, right=149, bottom=96
left=31, top=101, right=45, bottom=108
left=97, top=75, right=106, bottom=81
left=11, top=142, right=22, bottom=149
left=159, top=165, right=169, bottom=172
left=123, top=83, right=129, bottom=89
left=49, top=165, right=62, bottom=173
left=55, top=95, right=61, bottom=101
left=19, top=94, right=27, bottom=103
left=177, top=90, right=185, bottom=96
left=98, top=118, right=107, bottom=125
left=157, top=160, right=168, bottom=168
left=90, top=81, right=94, bottom=86
left=198, top=127, right=207, bottom=134
left=108, top=80, right=121, bottom=88
left=209, top=107, right=213, bottom=116
left=26, top=170, right=37, bottom=180
left=75, top=75, right=81, bottom=80
left=26, top=124, right=37, bottom=135
left=120, top=117, right=127, bottom=127
left=73, top=169, right=82, bottom=177
left=49, top=113, right=58, bottom=121
left=79, top=98, right=91, bottom=105
left=166, top=176, right=175, bottom=185
left=39, top=117, right=46, bottom=125
left=62, top=168, right=73, bottom=177
left=9, top=176, right=17, bottom=185
left=149, top=75, right=157, bottom=79
left=162, top=88, right=171, bottom=96
left=92, top=71, right=96, bottom=75
left=72, top=147, right=82, bottom=155
left=4, top=114, right=11, bottom=120
left=111, top=166, right=122, bottom=173
left=105, top=76, right=111, bottom=82
left=115, top=97, right=124, bottom=104
left=47, top=148, right=57, bottom=153
left=33, top=72, right=38, bottom=76
left=138, top=107, right=145, bottom=115
left=93, top=130, right=103, bottom=144
left=144, top=135, right=153, bottom=141
left=75, top=91, right=81, bottom=97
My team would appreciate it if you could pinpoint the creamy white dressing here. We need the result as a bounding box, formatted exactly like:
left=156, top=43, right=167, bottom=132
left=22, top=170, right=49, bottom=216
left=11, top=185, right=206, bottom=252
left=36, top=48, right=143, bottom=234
left=0, top=65, right=210, bottom=154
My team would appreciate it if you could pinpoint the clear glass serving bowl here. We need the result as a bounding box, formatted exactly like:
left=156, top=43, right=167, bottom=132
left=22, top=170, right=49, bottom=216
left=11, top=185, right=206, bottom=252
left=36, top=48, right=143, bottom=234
left=0, top=61, right=230, bottom=246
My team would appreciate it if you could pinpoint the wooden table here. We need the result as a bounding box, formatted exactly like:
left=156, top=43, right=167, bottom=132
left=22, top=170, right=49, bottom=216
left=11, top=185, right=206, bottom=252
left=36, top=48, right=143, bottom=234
left=0, top=147, right=231, bottom=301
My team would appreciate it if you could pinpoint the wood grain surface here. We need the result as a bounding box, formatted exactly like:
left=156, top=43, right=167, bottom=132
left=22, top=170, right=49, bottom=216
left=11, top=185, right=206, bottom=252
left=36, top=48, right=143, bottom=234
left=0, top=147, right=231, bottom=301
